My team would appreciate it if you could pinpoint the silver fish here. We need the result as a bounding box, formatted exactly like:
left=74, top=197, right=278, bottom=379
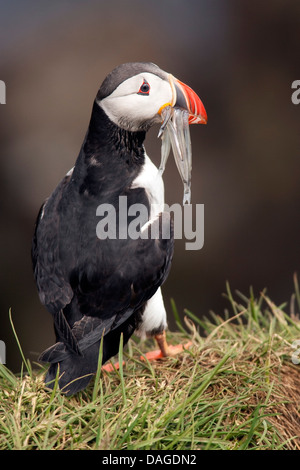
left=158, top=106, right=192, bottom=204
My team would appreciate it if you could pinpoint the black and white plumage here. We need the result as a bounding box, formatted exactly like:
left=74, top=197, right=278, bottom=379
left=32, top=62, right=206, bottom=395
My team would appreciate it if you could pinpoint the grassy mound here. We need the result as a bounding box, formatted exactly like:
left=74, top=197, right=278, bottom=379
left=1, top=283, right=300, bottom=450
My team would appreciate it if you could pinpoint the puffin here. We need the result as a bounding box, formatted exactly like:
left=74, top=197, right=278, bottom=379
left=32, top=62, right=207, bottom=395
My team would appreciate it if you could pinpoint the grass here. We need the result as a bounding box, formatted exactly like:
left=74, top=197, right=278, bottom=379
left=1, top=280, right=300, bottom=450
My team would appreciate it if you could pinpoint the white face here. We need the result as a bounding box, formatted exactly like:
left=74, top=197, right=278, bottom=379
left=98, top=72, right=173, bottom=132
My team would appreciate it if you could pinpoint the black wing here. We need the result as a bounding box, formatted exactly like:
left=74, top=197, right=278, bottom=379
left=40, top=212, right=173, bottom=364
left=32, top=173, right=80, bottom=353
left=32, top=173, right=74, bottom=314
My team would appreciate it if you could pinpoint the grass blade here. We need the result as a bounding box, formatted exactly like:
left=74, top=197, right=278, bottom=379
left=92, top=333, right=104, bottom=401
left=170, top=298, right=187, bottom=334
left=8, top=309, right=31, bottom=377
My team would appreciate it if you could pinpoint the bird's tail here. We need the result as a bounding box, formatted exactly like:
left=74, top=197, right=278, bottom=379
left=40, top=312, right=137, bottom=395
left=39, top=340, right=101, bottom=396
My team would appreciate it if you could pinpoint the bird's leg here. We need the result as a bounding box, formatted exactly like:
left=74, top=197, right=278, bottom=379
left=102, top=331, right=192, bottom=372
left=155, top=331, right=170, bottom=356
left=141, top=330, right=192, bottom=362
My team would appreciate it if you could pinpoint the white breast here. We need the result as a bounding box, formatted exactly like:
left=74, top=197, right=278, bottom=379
left=131, top=152, right=165, bottom=219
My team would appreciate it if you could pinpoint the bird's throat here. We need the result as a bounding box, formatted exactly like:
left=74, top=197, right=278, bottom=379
left=84, top=102, right=146, bottom=165
left=73, top=102, right=146, bottom=197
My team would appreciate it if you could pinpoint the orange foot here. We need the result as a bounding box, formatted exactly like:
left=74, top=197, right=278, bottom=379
left=141, top=331, right=193, bottom=362
left=101, top=361, right=125, bottom=373
left=101, top=332, right=193, bottom=371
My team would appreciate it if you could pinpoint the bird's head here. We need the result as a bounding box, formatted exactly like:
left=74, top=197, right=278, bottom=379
left=96, top=62, right=207, bottom=132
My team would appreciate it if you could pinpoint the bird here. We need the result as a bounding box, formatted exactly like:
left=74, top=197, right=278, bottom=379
left=32, top=62, right=207, bottom=395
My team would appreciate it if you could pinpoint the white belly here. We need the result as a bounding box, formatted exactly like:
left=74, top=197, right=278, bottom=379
left=131, top=152, right=165, bottom=219
left=135, top=288, right=167, bottom=338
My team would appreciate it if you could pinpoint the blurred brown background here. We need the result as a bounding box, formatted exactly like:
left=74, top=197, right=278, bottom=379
left=0, top=0, right=300, bottom=371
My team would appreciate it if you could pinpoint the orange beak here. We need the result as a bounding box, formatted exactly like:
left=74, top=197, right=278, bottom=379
left=171, top=76, right=207, bottom=125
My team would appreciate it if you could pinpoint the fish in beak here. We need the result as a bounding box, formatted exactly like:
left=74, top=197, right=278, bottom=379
left=158, top=75, right=207, bottom=204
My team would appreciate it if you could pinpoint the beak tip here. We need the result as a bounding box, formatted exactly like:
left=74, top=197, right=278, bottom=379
left=173, top=77, right=207, bottom=126
left=189, top=113, right=207, bottom=125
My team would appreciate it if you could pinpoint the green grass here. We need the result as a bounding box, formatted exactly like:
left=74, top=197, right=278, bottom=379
left=1, top=281, right=300, bottom=450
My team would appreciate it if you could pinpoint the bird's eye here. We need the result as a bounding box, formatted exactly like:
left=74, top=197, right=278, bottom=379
left=137, top=80, right=150, bottom=95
